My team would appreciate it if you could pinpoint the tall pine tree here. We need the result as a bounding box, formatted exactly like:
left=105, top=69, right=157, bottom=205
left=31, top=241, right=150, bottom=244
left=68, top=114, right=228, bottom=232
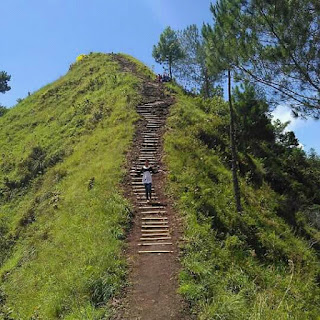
left=203, top=0, right=249, bottom=213
left=210, top=0, right=320, bottom=116
left=174, top=25, right=218, bottom=98
left=152, top=27, right=184, bottom=79
left=0, top=71, right=11, bottom=94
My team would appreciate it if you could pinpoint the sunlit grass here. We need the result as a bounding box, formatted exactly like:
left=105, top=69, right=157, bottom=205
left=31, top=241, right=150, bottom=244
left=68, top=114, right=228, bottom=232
left=164, top=92, right=320, bottom=319
left=0, top=53, right=141, bottom=319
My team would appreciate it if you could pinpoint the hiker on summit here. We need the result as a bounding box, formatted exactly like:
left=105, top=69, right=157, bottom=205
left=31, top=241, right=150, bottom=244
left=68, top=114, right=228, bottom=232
left=138, top=160, right=156, bottom=202
left=162, top=72, right=171, bottom=82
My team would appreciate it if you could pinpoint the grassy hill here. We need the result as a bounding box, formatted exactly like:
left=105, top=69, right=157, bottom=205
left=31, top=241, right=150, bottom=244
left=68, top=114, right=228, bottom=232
left=0, top=53, right=147, bottom=319
left=0, top=53, right=319, bottom=320
left=164, top=84, right=320, bottom=319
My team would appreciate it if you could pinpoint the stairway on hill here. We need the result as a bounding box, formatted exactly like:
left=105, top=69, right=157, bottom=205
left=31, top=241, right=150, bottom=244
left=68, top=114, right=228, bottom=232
left=122, top=97, right=185, bottom=320
left=110, top=54, right=186, bottom=319
left=113, top=94, right=185, bottom=320
left=131, top=100, right=173, bottom=254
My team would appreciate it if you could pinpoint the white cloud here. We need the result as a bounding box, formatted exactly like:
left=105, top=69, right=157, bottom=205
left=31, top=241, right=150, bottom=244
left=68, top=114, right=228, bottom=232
left=141, top=0, right=181, bottom=28
left=271, top=105, right=306, bottom=131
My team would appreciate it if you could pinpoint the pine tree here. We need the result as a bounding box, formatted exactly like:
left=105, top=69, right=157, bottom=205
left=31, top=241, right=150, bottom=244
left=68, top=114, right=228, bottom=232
left=174, top=25, right=218, bottom=98
left=152, top=27, right=184, bottom=79
left=203, top=0, right=246, bottom=213
left=210, top=0, right=320, bottom=116
left=0, top=71, right=11, bottom=94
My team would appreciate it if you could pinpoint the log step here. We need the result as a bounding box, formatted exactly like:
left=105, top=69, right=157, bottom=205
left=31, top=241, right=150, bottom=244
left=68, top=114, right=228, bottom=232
left=138, top=242, right=172, bottom=246
left=142, top=211, right=167, bottom=214
left=141, top=230, right=170, bottom=233
left=139, top=207, right=166, bottom=210
left=141, top=233, right=170, bottom=236
left=142, top=222, right=168, bottom=225
left=141, top=225, right=169, bottom=228
left=140, top=237, right=171, bottom=240
left=141, top=217, right=168, bottom=220
left=138, top=250, right=173, bottom=254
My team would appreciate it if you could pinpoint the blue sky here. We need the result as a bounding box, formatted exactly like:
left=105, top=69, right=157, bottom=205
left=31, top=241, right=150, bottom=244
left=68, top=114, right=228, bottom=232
left=1, top=0, right=319, bottom=152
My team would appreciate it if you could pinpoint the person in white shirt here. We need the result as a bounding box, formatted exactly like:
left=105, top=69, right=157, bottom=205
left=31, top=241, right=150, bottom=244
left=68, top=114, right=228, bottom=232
left=139, top=160, right=156, bottom=202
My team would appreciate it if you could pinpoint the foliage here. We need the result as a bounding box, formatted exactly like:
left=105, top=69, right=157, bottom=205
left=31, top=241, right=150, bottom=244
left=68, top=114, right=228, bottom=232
left=152, top=26, right=184, bottom=79
left=0, top=53, right=143, bottom=319
left=203, top=10, right=244, bottom=212
left=205, top=0, right=320, bottom=116
left=244, top=0, right=320, bottom=115
left=233, top=83, right=275, bottom=152
left=0, top=105, right=8, bottom=117
left=164, top=83, right=320, bottom=319
left=232, top=84, right=320, bottom=239
left=174, top=25, right=219, bottom=98
left=0, top=71, right=11, bottom=94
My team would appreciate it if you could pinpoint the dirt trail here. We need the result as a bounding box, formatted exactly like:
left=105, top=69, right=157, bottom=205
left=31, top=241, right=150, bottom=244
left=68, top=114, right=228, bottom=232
left=112, top=55, right=188, bottom=320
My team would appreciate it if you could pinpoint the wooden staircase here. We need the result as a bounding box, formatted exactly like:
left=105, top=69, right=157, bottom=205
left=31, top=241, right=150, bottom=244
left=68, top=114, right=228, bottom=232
left=130, top=101, right=174, bottom=254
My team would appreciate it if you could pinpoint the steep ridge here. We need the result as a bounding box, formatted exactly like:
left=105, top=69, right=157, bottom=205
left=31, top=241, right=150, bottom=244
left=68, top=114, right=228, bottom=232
left=163, top=86, right=320, bottom=319
left=0, top=53, right=146, bottom=319
left=113, top=56, right=186, bottom=319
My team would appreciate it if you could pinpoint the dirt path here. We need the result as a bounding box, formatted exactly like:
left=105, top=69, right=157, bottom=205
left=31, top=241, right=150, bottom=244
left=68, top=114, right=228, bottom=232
left=112, top=55, right=188, bottom=320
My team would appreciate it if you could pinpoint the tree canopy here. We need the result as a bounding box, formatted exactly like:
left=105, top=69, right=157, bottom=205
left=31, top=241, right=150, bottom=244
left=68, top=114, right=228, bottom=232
left=152, top=26, right=184, bottom=79
left=0, top=71, right=11, bottom=94
left=204, top=0, right=320, bottom=117
left=174, top=25, right=219, bottom=98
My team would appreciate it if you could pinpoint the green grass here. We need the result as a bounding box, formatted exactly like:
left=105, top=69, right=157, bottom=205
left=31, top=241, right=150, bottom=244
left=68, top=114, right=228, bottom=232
left=164, top=87, right=320, bottom=319
left=0, top=53, right=142, bottom=319
left=2, top=53, right=319, bottom=319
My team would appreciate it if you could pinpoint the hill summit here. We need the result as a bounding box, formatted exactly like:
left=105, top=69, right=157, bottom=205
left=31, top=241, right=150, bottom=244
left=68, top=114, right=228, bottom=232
left=0, top=53, right=152, bottom=318
left=0, top=53, right=319, bottom=319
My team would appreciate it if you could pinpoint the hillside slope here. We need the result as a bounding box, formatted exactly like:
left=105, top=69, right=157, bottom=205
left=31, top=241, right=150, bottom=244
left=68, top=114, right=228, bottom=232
left=164, top=84, right=320, bottom=319
left=0, top=53, right=150, bottom=319
left=1, top=53, right=319, bottom=320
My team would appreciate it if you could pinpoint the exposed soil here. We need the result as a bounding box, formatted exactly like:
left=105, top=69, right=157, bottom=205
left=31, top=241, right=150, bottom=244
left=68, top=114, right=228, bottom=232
left=111, top=55, right=189, bottom=320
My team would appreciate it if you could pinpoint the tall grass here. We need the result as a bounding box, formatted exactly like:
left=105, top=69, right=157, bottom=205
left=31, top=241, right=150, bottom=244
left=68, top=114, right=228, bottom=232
left=0, top=53, right=141, bottom=319
left=164, top=87, right=320, bottom=319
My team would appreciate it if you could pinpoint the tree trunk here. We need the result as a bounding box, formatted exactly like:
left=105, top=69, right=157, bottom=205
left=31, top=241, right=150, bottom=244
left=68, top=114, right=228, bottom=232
left=228, top=69, right=242, bottom=213
left=204, top=68, right=210, bottom=99
left=168, top=56, right=173, bottom=79
left=169, top=62, right=172, bottom=79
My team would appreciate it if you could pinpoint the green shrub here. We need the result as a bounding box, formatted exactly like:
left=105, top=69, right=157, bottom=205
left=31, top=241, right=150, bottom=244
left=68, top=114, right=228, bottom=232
left=164, top=90, right=320, bottom=319
left=0, top=53, right=142, bottom=319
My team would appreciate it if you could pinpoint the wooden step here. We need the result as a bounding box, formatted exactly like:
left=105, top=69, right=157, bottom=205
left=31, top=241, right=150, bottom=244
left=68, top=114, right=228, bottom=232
left=142, top=221, right=168, bottom=225
left=141, top=234, right=170, bottom=237
left=138, top=250, right=173, bottom=254
left=138, top=242, right=172, bottom=246
left=138, top=158, right=156, bottom=161
left=142, top=211, right=167, bottom=214
left=131, top=182, right=155, bottom=185
left=141, top=230, right=170, bottom=233
left=140, top=237, right=171, bottom=240
left=141, top=233, right=170, bottom=236
left=141, top=217, right=168, bottom=220
left=139, top=207, right=166, bottom=210
left=141, top=234, right=170, bottom=238
left=141, top=225, right=169, bottom=228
